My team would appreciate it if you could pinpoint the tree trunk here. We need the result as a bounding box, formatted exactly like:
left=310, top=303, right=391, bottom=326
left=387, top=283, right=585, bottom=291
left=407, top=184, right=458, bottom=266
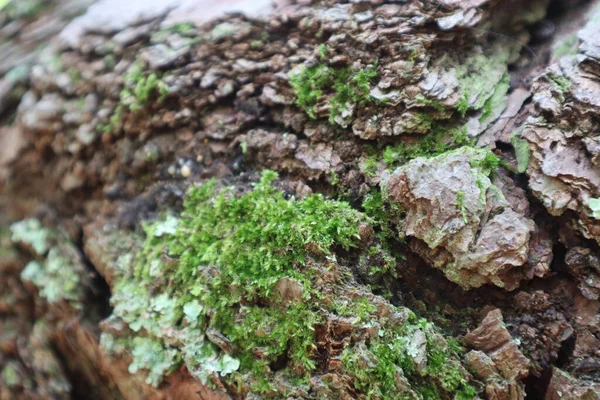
left=1, top=0, right=600, bottom=399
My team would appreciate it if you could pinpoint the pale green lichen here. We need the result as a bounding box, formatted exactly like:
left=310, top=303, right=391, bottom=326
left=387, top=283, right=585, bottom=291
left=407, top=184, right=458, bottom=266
left=454, top=42, right=514, bottom=111
left=211, top=22, right=238, bottom=40
left=11, top=218, right=52, bottom=255
left=479, top=73, right=510, bottom=123
left=510, top=132, right=530, bottom=173
left=12, top=219, right=87, bottom=307
left=128, top=337, right=180, bottom=387
left=1, top=362, right=20, bottom=388
left=455, top=190, right=468, bottom=223
left=552, top=34, right=579, bottom=59
left=20, top=246, right=85, bottom=307
left=588, top=198, right=600, bottom=219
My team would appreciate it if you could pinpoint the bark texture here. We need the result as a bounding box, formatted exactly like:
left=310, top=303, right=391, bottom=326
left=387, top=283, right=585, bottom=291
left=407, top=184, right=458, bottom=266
left=2, top=0, right=600, bottom=399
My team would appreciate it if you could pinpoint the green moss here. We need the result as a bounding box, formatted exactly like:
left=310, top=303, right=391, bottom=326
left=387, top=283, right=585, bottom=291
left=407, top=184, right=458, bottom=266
left=457, top=91, right=470, bottom=118
left=169, top=22, right=195, bottom=35
left=362, top=190, right=404, bottom=242
left=548, top=73, right=571, bottom=95
left=342, top=319, right=476, bottom=400
left=510, top=133, right=530, bottom=173
left=106, top=171, right=369, bottom=390
left=382, top=125, right=475, bottom=169
left=364, top=155, right=379, bottom=177
left=120, top=63, right=168, bottom=113
left=318, top=44, right=327, bottom=59
left=468, top=149, right=500, bottom=176
left=103, top=171, right=480, bottom=396
left=290, top=59, right=377, bottom=123
left=415, top=95, right=446, bottom=113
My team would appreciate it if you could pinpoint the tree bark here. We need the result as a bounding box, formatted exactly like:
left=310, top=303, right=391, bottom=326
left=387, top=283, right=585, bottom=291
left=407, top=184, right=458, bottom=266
left=1, top=0, right=600, bottom=399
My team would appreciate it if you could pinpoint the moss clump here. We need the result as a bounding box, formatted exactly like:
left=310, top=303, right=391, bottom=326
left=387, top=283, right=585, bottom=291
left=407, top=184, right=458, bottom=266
left=457, top=91, right=470, bottom=117
left=105, top=171, right=367, bottom=390
left=364, top=155, right=379, bottom=177
left=362, top=190, right=404, bottom=245
left=342, top=318, right=477, bottom=400
left=468, top=148, right=500, bottom=176
left=415, top=95, right=446, bottom=113
left=103, top=172, right=478, bottom=397
left=120, top=63, right=168, bottom=113
left=290, top=59, right=377, bottom=123
left=382, top=125, right=475, bottom=169
left=548, top=73, right=571, bottom=96
left=98, top=63, right=168, bottom=134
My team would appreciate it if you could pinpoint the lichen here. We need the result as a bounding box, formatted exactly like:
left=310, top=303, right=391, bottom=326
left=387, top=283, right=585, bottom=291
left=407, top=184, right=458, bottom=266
left=510, top=132, right=530, bottom=173
left=454, top=43, right=514, bottom=111
left=479, top=73, right=510, bottom=123
left=552, top=34, right=578, bottom=59
left=455, top=190, right=468, bottom=223
left=10, top=218, right=52, bottom=255
left=11, top=219, right=87, bottom=308
left=20, top=245, right=86, bottom=308
left=588, top=198, right=600, bottom=219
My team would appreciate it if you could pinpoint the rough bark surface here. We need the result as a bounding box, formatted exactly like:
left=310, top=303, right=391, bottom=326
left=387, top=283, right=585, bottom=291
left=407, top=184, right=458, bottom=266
left=1, top=0, right=600, bottom=399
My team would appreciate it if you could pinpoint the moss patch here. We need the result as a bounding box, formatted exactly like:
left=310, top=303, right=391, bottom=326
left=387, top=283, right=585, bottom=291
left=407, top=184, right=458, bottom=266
left=382, top=125, right=475, bottom=170
left=290, top=59, right=377, bottom=124
left=104, top=171, right=367, bottom=390
left=102, top=172, right=478, bottom=397
left=120, top=63, right=169, bottom=113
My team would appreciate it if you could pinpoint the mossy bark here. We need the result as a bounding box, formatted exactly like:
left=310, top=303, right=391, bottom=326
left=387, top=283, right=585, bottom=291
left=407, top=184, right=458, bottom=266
left=2, top=0, right=600, bottom=399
